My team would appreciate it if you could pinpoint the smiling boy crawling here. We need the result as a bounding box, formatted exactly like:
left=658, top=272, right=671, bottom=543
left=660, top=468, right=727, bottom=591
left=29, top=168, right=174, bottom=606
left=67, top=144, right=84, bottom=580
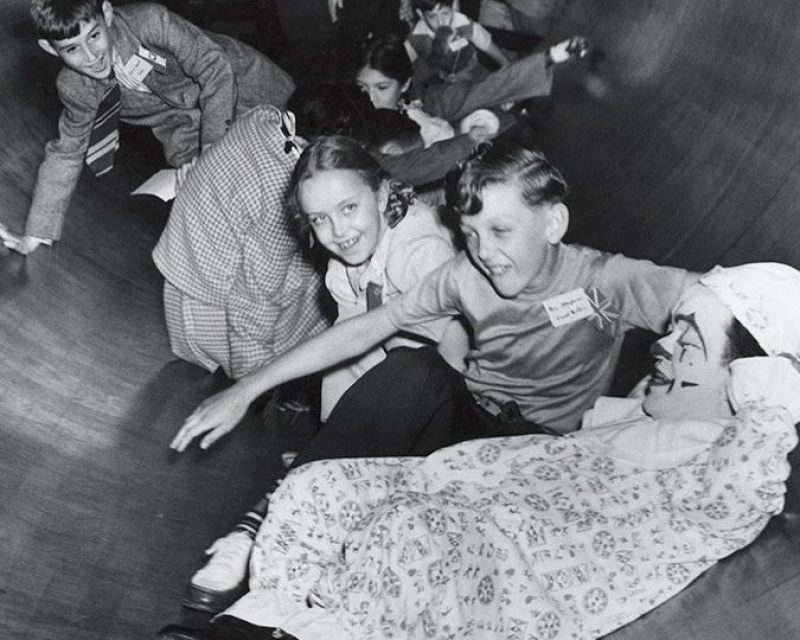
left=7, top=1, right=294, bottom=254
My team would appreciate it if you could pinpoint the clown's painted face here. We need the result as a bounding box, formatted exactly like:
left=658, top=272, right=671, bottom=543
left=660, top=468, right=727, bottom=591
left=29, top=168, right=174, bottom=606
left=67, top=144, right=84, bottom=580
left=643, top=284, right=735, bottom=420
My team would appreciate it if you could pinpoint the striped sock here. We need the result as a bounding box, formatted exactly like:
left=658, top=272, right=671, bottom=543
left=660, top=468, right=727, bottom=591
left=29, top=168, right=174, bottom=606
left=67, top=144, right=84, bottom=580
left=231, top=484, right=279, bottom=539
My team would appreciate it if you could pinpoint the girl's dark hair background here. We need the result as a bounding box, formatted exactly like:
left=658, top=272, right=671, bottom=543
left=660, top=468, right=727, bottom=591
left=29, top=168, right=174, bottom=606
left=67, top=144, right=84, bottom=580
left=359, top=34, right=414, bottom=86
left=370, top=108, right=422, bottom=154
left=289, top=82, right=376, bottom=146
left=286, top=135, right=388, bottom=236
left=443, top=142, right=569, bottom=226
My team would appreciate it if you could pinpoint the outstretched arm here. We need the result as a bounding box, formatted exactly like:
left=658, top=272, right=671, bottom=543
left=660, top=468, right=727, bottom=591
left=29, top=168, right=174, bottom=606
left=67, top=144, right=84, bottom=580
left=482, top=41, right=509, bottom=67
left=170, top=305, right=398, bottom=451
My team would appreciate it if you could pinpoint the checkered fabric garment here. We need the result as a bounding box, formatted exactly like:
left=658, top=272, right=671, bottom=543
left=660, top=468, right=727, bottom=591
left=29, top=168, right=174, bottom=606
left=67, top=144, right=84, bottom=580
left=153, top=105, right=328, bottom=378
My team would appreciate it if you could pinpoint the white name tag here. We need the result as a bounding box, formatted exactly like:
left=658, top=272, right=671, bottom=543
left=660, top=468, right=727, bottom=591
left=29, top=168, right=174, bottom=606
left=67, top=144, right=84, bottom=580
left=123, top=55, right=153, bottom=83
left=542, top=288, right=595, bottom=327
left=448, top=37, right=469, bottom=52
left=138, top=46, right=167, bottom=69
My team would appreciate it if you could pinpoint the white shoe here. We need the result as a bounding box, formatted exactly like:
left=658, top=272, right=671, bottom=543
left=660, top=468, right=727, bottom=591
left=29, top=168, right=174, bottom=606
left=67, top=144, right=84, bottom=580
left=192, top=530, right=253, bottom=590
left=182, top=530, right=254, bottom=612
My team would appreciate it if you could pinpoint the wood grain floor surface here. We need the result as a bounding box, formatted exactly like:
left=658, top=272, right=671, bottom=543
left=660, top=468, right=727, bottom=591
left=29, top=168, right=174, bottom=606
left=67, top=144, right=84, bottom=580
left=1, top=1, right=799, bottom=639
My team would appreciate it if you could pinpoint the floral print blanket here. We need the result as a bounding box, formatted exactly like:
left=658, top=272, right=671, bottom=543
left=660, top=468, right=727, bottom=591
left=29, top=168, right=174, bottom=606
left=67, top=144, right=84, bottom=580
left=227, top=403, right=796, bottom=640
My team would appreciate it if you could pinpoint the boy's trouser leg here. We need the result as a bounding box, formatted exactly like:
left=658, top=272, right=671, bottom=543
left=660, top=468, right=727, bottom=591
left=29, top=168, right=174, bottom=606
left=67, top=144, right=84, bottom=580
left=422, top=51, right=553, bottom=121
left=291, top=346, right=484, bottom=468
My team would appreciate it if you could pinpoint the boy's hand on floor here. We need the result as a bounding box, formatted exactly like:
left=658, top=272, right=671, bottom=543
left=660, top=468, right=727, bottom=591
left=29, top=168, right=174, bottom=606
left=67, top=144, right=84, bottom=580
left=0, top=226, right=45, bottom=255
left=0, top=223, right=19, bottom=249
left=170, top=384, right=252, bottom=452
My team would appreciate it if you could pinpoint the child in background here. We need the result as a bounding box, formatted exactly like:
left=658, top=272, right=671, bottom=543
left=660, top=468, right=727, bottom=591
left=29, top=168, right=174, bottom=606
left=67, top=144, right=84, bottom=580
left=174, top=135, right=469, bottom=614
left=5, top=0, right=293, bottom=255
left=406, top=0, right=509, bottom=84
left=357, top=32, right=588, bottom=134
left=357, top=34, right=502, bottom=188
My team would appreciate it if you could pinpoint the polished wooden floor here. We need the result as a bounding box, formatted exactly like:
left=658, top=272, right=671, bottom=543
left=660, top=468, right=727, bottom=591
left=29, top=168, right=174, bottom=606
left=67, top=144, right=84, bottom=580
left=1, top=1, right=800, bottom=639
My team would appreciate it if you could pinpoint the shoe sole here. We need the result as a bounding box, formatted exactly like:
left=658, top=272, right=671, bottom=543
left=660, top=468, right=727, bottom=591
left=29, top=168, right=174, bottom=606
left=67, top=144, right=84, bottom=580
left=182, top=582, right=248, bottom=614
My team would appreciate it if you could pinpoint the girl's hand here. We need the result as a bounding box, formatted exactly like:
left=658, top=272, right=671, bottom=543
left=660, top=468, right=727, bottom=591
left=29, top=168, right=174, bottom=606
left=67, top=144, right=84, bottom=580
left=170, top=384, right=253, bottom=452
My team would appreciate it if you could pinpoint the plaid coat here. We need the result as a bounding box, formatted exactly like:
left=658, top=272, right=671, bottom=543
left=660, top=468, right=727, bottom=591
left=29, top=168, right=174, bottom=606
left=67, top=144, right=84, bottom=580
left=152, top=105, right=328, bottom=378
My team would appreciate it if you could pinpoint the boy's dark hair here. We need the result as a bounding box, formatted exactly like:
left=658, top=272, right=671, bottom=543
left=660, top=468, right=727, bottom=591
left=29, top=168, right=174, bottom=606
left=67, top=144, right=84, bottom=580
left=369, top=109, right=422, bottom=156
left=724, top=317, right=767, bottom=363
left=31, top=0, right=105, bottom=41
left=412, top=0, right=455, bottom=12
left=360, top=34, right=413, bottom=86
left=286, top=135, right=388, bottom=236
left=444, top=142, right=569, bottom=222
left=289, top=82, right=376, bottom=147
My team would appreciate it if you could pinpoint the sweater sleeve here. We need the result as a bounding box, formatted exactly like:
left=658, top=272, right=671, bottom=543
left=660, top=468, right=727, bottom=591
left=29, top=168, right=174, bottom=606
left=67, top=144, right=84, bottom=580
left=139, top=3, right=236, bottom=149
left=25, top=73, right=99, bottom=240
left=377, top=134, right=474, bottom=186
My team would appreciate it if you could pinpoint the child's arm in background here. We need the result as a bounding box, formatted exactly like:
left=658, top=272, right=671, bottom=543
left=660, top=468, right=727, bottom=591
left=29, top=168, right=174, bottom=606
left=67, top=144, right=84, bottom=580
left=480, top=40, right=509, bottom=67
left=468, top=19, right=508, bottom=67
left=378, top=134, right=475, bottom=186
left=170, top=305, right=399, bottom=452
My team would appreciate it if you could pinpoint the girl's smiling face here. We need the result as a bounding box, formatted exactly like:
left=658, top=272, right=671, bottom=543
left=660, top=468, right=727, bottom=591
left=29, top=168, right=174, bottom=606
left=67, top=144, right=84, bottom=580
left=356, top=66, right=408, bottom=110
left=643, top=284, right=735, bottom=419
left=299, top=169, right=388, bottom=267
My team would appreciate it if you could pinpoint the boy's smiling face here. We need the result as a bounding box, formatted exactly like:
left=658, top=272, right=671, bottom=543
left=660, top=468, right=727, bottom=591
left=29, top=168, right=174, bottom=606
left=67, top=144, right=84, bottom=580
left=39, top=1, right=115, bottom=80
left=419, top=4, right=454, bottom=31
left=459, top=182, right=568, bottom=298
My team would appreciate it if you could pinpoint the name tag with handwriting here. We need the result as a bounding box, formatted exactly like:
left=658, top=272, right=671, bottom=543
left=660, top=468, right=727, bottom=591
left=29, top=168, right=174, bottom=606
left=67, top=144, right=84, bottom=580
left=542, top=288, right=594, bottom=327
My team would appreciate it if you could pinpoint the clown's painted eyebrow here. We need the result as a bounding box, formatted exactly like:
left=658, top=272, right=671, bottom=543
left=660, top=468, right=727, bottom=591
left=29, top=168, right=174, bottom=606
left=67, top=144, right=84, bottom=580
left=673, top=312, right=708, bottom=357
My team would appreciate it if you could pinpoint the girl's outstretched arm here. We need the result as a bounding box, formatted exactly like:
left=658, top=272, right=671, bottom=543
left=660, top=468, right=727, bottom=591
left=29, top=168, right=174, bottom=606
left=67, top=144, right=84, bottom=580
left=170, top=306, right=398, bottom=452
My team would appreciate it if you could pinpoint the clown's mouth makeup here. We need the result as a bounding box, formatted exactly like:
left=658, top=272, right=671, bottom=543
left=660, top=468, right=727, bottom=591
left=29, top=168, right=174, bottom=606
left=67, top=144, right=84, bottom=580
left=646, top=370, right=701, bottom=394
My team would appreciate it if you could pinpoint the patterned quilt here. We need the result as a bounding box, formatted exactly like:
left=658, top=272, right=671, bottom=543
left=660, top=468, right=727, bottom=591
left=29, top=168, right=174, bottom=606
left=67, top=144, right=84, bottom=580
left=227, top=403, right=796, bottom=640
